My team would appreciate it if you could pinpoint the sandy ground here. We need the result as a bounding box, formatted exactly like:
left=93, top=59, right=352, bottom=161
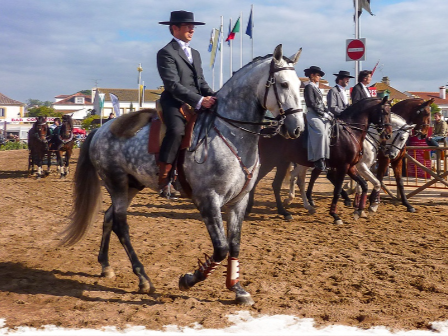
left=1, top=149, right=448, bottom=332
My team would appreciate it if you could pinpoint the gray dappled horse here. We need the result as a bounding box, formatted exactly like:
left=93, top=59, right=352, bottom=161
left=61, top=45, right=305, bottom=305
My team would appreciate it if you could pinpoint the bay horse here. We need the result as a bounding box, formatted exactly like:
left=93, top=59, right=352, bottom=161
left=374, top=98, right=433, bottom=212
left=247, top=96, right=392, bottom=225
left=49, top=114, right=75, bottom=178
left=60, top=45, right=306, bottom=305
left=285, top=113, right=414, bottom=215
left=27, top=116, right=51, bottom=179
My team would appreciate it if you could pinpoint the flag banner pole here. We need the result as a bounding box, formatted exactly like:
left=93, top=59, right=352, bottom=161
left=219, top=16, right=224, bottom=89
left=240, top=11, right=243, bottom=68
left=354, top=0, right=360, bottom=83
left=229, top=18, right=233, bottom=77
left=251, top=5, right=254, bottom=60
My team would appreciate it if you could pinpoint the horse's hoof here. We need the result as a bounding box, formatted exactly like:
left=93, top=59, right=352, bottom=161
left=407, top=207, right=416, bottom=213
left=284, top=214, right=293, bottom=221
left=138, top=281, right=155, bottom=294
left=360, top=210, right=368, bottom=218
left=307, top=207, right=316, bottom=215
left=179, top=273, right=194, bottom=291
left=369, top=204, right=379, bottom=213
left=101, top=266, right=115, bottom=278
left=353, top=211, right=360, bottom=220
left=235, top=293, right=255, bottom=306
left=334, top=219, right=343, bottom=225
left=344, top=201, right=352, bottom=207
left=283, top=199, right=292, bottom=206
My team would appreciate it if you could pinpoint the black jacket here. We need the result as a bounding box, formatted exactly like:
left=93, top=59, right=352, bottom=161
left=351, top=82, right=370, bottom=104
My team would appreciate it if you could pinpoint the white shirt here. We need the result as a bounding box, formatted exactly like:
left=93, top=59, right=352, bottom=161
left=174, top=37, right=193, bottom=63
left=361, top=83, right=371, bottom=97
left=174, top=37, right=203, bottom=109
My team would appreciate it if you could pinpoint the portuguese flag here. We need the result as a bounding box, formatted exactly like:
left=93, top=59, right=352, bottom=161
left=225, top=17, right=240, bottom=42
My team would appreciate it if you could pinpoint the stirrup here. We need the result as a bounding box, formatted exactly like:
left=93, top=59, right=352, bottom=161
left=159, top=184, right=179, bottom=200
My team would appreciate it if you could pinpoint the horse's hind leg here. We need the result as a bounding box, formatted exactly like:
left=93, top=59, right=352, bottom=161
left=391, top=158, right=415, bottom=212
left=106, top=185, right=154, bottom=294
left=328, top=168, right=347, bottom=225
left=246, top=161, right=275, bottom=215
left=327, top=170, right=352, bottom=207
left=273, top=161, right=294, bottom=220
left=347, top=166, right=368, bottom=219
left=306, top=168, right=321, bottom=207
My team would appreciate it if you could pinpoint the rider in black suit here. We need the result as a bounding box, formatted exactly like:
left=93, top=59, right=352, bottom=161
left=157, top=10, right=216, bottom=198
left=350, top=70, right=372, bottom=104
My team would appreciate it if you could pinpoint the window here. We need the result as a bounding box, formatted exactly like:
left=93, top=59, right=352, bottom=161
left=0, top=108, right=5, bottom=117
left=74, top=97, right=85, bottom=104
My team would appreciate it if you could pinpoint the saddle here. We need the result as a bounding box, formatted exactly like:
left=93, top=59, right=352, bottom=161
left=148, top=100, right=197, bottom=155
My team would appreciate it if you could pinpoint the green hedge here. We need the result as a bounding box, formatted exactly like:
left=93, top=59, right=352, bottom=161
left=0, top=141, right=28, bottom=151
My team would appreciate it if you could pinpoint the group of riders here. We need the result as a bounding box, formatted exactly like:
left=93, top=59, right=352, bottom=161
left=155, top=10, right=377, bottom=199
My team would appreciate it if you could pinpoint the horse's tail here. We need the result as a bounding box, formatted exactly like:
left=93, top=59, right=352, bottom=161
left=60, top=129, right=101, bottom=246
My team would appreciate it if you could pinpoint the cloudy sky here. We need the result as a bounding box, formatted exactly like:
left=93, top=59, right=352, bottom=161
left=1, top=0, right=447, bottom=104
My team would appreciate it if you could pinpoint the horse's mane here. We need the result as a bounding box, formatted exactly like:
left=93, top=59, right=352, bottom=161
left=109, top=109, right=155, bottom=138
left=391, top=98, right=423, bottom=110
left=340, top=97, right=380, bottom=119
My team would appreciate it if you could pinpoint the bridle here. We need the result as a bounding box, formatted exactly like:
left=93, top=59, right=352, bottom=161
left=412, top=105, right=430, bottom=138
left=385, top=123, right=412, bottom=153
left=214, top=58, right=302, bottom=138
left=58, top=120, right=74, bottom=144
left=34, top=121, right=49, bottom=144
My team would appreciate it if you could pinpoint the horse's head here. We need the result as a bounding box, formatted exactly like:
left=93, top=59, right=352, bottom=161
left=391, top=98, right=433, bottom=139
left=369, top=96, right=392, bottom=142
left=34, top=116, right=49, bottom=142
left=61, top=114, right=74, bottom=138
left=258, top=44, right=305, bottom=139
left=381, top=114, right=415, bottom=160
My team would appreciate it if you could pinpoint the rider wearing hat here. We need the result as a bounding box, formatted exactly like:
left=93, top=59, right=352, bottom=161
left=157, top=10, right=216, bottom=198
left=327, top=70, right=354, bottom=118
left=304, top=66, right=332, bottom=171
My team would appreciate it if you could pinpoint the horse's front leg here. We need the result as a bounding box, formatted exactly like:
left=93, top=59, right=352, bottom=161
left=179, top=195, right=228, bottom=292
left=62, top=150, right=71, bottom=177
left=295, top=165, right=315, bottom=214
left=357, top=161, right=381, bottom=212
left=283, top=164, right=298, bottom=206
left=225, top=194, right=254, bottom=305
left=347, top=166, right=368, bottom=219
left=273, top=161, right=294, bottom=220
left=56, top=151, right=64, bottom=178
left=391, top=157, right=415, bottom=212
left=45, top=151, right=51, bottom=176
left=306, top=167, right=322, bottom=207
left=328, top=168, right=347, bottom=225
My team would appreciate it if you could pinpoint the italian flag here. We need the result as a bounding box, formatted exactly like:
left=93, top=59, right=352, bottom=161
left=225, top=17, right=240, bottom=42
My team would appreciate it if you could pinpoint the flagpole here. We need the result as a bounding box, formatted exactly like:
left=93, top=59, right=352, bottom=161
left=220, top=16, right=224, bottom=89
left=354, top=0, right=360, bottom=83
left=137, top=63, right=143, bottom=107
left=240, top=12, right=243, bottom=68
left=229, top=18, right=233, bottom=77
left=251, top=4, right=254, bottom=61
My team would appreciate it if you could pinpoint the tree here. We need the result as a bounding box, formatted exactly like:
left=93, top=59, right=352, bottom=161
left=26, top=99, right=52, bottom=107
left=27, top=106, right=62, bottom=117
left=431, top=103, right=441, bottom=115
left=78, top=90, right=92, bottom=96
left=81, top=114, right=101, bottom=130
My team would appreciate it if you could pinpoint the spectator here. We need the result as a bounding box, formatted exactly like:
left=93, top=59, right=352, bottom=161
left=426, top=112, right=447, bottom=147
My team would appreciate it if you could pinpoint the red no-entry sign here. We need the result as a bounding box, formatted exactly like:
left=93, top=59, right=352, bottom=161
left=346, top=38, right=366, bottom=61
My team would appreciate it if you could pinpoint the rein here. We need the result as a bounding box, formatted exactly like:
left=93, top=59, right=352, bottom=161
left=214, top=58, right=302, bottom=138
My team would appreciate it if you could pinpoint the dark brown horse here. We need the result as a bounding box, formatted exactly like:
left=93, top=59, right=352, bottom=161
left=247, top=97, right=392, bottom=224
left=374, top=98, right=433, bottom=212
left=49, top=114, right=75, bottom=178
left=27, top=116, right=51, bottom=179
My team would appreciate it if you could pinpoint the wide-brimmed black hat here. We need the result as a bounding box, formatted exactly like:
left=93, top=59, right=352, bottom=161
left=333, top=70, right=355, bottom=78
left=159, top=10, right=205, bottom=25
left=304, top=66, right=325, bottom=77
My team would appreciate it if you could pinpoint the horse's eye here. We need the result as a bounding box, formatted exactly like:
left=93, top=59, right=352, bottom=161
left=280, top=82, right=289, bottom=89
left=400, top=137, right=405, bottom=141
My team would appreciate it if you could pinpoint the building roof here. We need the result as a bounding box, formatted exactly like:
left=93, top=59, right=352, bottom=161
left=95, top=88, right=164, bottom=102
left=370, top=82, right=409, bottom=100
left=52, top=92, right=92, bottom=105
left=406, top=91, right=448, bottom=106
left=0, top=92, right=25, bottom=105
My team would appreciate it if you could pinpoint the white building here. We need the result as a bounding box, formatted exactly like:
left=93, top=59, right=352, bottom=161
left=0, top=92, right=28, bottom=140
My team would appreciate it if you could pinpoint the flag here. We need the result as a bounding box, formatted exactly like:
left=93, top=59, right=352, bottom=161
left=109, top=93, right=121, bottom=117
left=93, top=90, right=101, bottom=116
left=355, top=0, right=374, bottom=17
left=208, top=29, right=215, bottom=52
left=225, top=17, right=240, bottom=42
left=139, top=84, right=144, bottom=107
left=246, top=8, right=253, bottom=38
left=209, top=28, right=220, bottom=68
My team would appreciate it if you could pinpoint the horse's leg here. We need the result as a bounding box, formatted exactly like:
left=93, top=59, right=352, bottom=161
left=306, top=168, right=321, bottom=207
left=246, top=161, right=275, bottom=215
left=283, top=164, right=298, bottom=206
left=327, top=170, right=352, bottom=207
left=98, top=187, right=142, bottom=280
left=45, top=151, right=51, bottom=176
left=55, top=151, right=64, bottom=178
left=272, top=161, right=294, bottom=220
left=295, top=165, right=315, bottom=214
left=357, top=161, right=382, bottom=213
left=225, top=194, right=254, bottom=305
left=63, top=150, right=72, bottom=177
left=329, top=167, right=348, bottom=225
left=391, top=158, right=415, bottom=212
left=107, top=182, right=154, bottom=294
left=347, top=166, right=369, bottom=219
left=179, top=195, right=228, bottom=291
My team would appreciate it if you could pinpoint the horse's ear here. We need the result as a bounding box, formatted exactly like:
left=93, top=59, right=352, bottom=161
left=289, top=48, right=302, bottom=65
left=425, top=98, right=435, bottom=106
left=406, top=124, right=417, bottom=130
left=273, top=44, right=283, bottom=63
left=381, top=96, right=388, bottom=104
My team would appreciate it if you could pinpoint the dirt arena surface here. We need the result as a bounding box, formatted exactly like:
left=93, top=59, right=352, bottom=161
left=1, top=148, right=448, bottom=332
